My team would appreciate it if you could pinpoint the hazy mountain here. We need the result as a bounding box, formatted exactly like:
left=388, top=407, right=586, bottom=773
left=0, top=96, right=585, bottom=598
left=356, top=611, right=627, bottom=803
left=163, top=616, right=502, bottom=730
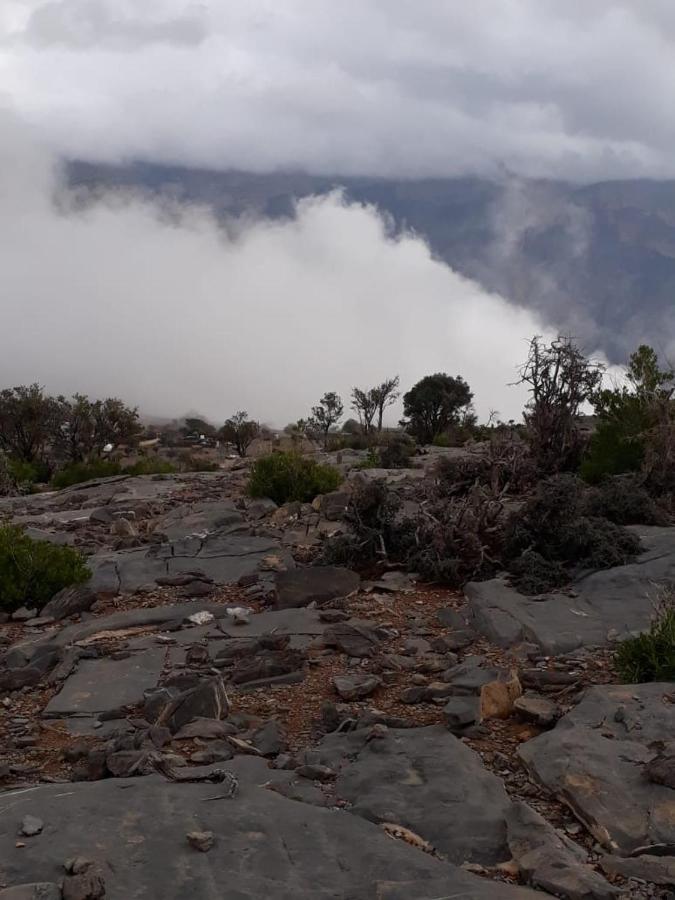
left=67, top=161, right=675, bottom=362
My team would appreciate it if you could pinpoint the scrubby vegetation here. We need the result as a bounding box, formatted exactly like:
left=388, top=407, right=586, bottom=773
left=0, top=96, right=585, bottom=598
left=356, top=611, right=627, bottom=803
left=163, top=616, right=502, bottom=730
left=248, top=451, right=342, bottom=504
left=503, top=474, right=641, bottom=593
left=615, top=589, right=675, bottom=682
left=0, top=525, right=90, bottom=614
left=51, top=459, right=123, bottom=488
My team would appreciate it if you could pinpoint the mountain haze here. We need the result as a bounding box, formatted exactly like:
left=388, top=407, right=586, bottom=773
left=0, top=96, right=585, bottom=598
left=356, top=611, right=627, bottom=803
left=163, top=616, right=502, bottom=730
left=68, top=161, right=675, bottom=363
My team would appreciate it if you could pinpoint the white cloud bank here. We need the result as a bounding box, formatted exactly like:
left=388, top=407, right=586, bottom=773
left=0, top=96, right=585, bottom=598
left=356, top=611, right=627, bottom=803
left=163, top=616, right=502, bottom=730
left=0, top=108, right=553, bottom=426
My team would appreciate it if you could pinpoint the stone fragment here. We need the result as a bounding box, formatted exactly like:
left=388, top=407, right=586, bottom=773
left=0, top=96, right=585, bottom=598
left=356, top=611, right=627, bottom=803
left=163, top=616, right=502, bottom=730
left=479, top=672, right=522, bottom=720
left=159, top=677, right=230, bottom=733
left=20, top=815, right=43, bottom=836
left=505, top=801, right=618, bottom=899
left=323, top=622, right=382, bottom=658
left=333, top=674, right=382, bottom=701
left=443, top=696, right=480, bottom=733
left=275, top=566, right=359, bottom=609
left=513, top=694, right=559, bottom=728
left=173, top=718, right=237, bottom=741
left=42, top=585, right=96, bottom=621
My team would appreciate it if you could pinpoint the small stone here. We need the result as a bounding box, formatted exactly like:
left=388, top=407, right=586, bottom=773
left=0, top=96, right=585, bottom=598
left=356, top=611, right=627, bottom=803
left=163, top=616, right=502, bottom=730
left=296, top=764, right=336, bottom=782
left=20, top=815, right=44, bottom=836
left=333, top=673, right=382, bottom=701
left=513, top=694, right=559, bottom=728
left=187, top=830, right=215, bottom=852
left=11, top=606, right=37, bottom=622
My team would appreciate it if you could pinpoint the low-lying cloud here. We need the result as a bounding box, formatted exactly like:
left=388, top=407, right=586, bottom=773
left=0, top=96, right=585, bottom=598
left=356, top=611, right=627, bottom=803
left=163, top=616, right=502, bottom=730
left=0, top=108, right=553, bottom=426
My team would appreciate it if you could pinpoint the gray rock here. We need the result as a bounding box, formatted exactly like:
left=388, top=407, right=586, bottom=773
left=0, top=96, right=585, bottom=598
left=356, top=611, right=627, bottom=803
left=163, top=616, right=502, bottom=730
left=519, top=682, right=675, bottom=854
left=11, top=607, right=36, bottom=622
left=0, top=887, right=62, bottom=900
left=187, top=830, right=215, bottom=852
left=43, top=649, right=165, bottom=718
left=314, top=491, right=350, bottom=521
left=250, top=720, right=286, bottom=757
left=319, top=725, right=513, bottom=866
left=333, top=674, right=382, bottom=701
left=62, top=870, right=105, bottom=900
left=20, top=815, right=44, bottom=836
left=275, top=566, right=359, bottom=609
left=443, top=696, right=481, bottom=733
left=42, top=585, right=96, bottom=621
left=323, top=621, right=383, bottom=657
left=159, top=677, right=229, bottom=733
left=173, top=718, right=237, bottom=741
left=600, top=852, right=675, bottom=886
left=467, top=526, right=675, bottom=654
left=513, top=694, right=559, bottom=728
left=154, top=500, right=243, bottom=540
left=505, top=801, right=618, bottom=899
left=0, top=765, right=541, bottom=899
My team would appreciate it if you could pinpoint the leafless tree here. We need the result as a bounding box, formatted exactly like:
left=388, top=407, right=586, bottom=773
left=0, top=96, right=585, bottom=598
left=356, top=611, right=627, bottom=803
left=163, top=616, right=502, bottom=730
left=351, top=387, right=378, bottom=435
left=371, top=376, right=400, bottom=432
left=518, top=335, right=604, bottom=472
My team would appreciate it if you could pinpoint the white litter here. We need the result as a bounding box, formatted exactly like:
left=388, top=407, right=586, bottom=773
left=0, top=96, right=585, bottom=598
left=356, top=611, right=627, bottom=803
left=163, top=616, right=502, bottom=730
left=187, top=611, right=215, bottom=626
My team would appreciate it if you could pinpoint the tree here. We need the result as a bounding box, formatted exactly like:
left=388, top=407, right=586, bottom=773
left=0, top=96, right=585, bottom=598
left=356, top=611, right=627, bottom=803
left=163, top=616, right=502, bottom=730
left=55, top=395, right=140, bottom=463
left=0, top=384, right=63, bottom=463
left=519, top=335, right=604, bottom=473
left=351, top=387, right=378, bottom=435
left=402, top=373, right=473, bottom=445
left=220, top=411, right=260, bottom=457
left=311, top=392, right=344, bottom=447
left=181, top=417, right=216, bottom=439
left=371, top=376, right=400, bottom=432
left=583, top=344, right=675, bottom=486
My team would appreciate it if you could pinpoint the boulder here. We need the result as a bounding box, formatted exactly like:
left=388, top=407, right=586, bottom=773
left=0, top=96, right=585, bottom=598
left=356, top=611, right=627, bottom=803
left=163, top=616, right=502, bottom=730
left=519, top=682, right=675, bottom=854
left=159, top=677, right=230, bottom=734
left=322, top=622, right=383, bottom=657
left=333, top=674, right=382, bottom=701
left=42, top=585, right=96, bottom=621
left=275, top=566, right=359, bottom=609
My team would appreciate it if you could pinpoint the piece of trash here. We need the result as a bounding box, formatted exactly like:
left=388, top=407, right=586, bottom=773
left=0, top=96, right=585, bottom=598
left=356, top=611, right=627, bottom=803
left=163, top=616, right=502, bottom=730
left=186, top=611, right=215, bottom=626
left=225, top=606, right=251, bottom=626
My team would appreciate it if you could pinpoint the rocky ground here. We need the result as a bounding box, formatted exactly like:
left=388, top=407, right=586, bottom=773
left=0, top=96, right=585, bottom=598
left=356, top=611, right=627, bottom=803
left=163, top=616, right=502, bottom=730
left=1, top=462, right=675, bottom=899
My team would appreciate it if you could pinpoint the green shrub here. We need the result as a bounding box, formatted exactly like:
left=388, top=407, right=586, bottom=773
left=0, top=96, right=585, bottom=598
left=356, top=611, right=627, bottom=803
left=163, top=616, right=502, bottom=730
left=432, top=433, right=451, bottom=448
left=615, top=592, right=675, bottom=682
left=356, top=449, right=380, bottom=470
left=248, top=452, right=342, bottom=505
left=52, top=459, right=122, bottom=488
left=8, top=458, right=51, bottom=489
left=125, top=458, right=177, bottom=476
left=580, top=419, right=645, bottom=484
left=0, top=525, right=90, bottom=613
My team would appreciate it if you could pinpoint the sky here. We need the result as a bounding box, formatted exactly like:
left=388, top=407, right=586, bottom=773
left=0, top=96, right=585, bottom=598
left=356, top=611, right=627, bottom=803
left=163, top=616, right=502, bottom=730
left=1, top=1, right=659, bottom=424
left=1, top=0, right=675, bottom=180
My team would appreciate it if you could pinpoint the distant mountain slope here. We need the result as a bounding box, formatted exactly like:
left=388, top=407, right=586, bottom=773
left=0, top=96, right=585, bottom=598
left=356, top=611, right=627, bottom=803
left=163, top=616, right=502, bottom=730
left=67, top=160, right=675, bottom=362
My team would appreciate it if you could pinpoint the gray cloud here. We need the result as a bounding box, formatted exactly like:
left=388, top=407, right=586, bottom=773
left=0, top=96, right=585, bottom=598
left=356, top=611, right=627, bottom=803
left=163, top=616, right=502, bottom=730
left=2, top=1, right=675, bottom=179
left=0, top=107, right=553, bottom=425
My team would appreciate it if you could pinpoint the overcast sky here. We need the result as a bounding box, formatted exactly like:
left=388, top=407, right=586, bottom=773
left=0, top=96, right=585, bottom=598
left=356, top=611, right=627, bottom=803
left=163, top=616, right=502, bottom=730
left=2, top=0, right=675, bottom=180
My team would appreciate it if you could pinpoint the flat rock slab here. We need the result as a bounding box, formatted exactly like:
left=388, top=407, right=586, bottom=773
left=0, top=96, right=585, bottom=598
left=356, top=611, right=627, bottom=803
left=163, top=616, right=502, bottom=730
left=88, top=533, right=288, bottom=593
left=154, top=500, right=244, bottom=540
left=275, top=566, right=360, bottom=609
left=0, top=763, right=543, bottom=899
left=466, top=525, right=675, bottom=654
left=217, top=607, right=327, bottom=639
left=313, top=725, right=512, bottom=865
left=519, top=683, right=675, bottom=854
left=43, top=648, right=165, bottom=717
